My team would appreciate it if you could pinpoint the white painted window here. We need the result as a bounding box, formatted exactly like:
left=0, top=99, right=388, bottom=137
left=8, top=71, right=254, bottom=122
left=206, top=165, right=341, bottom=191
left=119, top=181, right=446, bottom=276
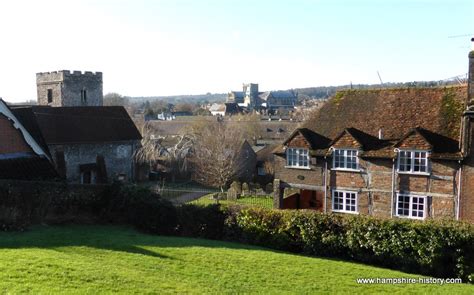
left=333, top=149, right=359, bottom=170
left=397, top=150, right=429, bottom=174
left=332, top=190, right=358, bottom=213
left=396, top=194, right=426, bottom=219
left=286, top=148, right=309, bottom=168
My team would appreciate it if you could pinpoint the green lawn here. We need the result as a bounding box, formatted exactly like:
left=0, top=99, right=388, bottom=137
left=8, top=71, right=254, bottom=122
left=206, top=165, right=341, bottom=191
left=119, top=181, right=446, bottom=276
left=0, top=225, right=472, bottom=294
left=190, top=195, right=274, bottom=208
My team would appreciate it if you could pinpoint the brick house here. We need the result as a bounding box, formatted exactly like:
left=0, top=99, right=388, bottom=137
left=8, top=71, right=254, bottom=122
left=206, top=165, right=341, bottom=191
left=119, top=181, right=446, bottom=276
left=273, top=51, right=474, bottom=222
left=0, top=99, right=57, bottom=180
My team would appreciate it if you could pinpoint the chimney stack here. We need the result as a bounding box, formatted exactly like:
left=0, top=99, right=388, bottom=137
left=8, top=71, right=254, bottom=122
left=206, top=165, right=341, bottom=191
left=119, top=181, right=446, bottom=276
left=468, top=38, right=474, bottom=109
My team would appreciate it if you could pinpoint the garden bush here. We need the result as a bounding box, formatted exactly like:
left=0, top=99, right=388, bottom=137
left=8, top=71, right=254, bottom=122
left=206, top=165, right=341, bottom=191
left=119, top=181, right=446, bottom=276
left=221, top=207, right=474, bottom=282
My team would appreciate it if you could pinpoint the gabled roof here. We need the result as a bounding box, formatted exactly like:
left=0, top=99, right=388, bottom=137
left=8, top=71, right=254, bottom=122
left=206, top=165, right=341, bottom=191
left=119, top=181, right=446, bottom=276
left=394, top=127, right=461, bottom=159
left=11, top=106, right=142, bottom=145
left=256, top=144, right=278, bottom=162
left=300, top=86, right=467, bottom=159
left=283, top=128, right=332, bottom=150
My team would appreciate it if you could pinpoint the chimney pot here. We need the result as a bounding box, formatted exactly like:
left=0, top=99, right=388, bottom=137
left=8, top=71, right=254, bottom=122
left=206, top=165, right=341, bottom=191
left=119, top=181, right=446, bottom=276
left=378, top=129, right=383, bottom=140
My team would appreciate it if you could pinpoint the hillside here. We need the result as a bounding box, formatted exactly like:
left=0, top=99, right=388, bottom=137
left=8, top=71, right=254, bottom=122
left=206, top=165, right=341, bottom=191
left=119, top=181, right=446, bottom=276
left=0, top=225, right=472, bottom=293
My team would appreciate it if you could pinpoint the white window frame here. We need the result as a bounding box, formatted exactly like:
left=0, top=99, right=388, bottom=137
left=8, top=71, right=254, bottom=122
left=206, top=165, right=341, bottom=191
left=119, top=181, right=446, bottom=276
left=332, top=190, right=358, bottom=214
left=332, top=148, right=359, bottom=171
left=285, top=147, right=310, bottom=169
left=395, top=193, right=426, bottom=220
left=397, top=150, right=430, bottom=175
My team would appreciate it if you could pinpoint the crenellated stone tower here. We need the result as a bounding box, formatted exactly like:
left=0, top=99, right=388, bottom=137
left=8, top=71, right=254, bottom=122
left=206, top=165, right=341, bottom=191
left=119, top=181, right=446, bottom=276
left=36, top=70, right=103, bottom=107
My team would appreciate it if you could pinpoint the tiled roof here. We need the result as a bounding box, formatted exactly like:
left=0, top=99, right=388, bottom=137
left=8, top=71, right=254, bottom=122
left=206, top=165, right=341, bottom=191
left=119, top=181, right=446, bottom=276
left=256, top=144, right=278, bottom=162
left=284, top=128, right=332, bottom=150
left=305, top=86, right=466, bottom=140
left=12, top=106, right=142, bottom=145
left=295, top=86, right=467, bottom=159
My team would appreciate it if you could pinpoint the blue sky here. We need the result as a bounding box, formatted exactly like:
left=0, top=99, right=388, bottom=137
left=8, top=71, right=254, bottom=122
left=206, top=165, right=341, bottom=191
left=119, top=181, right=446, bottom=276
left=0, top=0, right=472, bottom=102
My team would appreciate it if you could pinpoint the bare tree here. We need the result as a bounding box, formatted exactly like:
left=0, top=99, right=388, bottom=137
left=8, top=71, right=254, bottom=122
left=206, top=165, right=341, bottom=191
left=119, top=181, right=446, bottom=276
left=189, top=120, right=247, bottom=191
left=104, top=92, right=129, bottom=106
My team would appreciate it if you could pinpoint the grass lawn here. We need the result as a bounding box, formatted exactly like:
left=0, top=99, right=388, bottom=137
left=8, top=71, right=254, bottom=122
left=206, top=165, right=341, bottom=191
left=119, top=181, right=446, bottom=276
left=0, top=225, right=472, bottom=294
left=190, top=195, right=274, bottom=208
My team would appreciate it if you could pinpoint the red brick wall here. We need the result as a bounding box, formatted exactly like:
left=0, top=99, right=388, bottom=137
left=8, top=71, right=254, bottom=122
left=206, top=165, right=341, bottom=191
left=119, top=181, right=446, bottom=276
left=275, top=150, right=458, bottom=219
left=0, top=114, right=32, bottom=154
left=287, top=133, right=311, bottom=149
left=332, top=132, right=362, bottom=148
left=397, top=132, right=431, bottom=149
left=274, top=155, right=324, bottom=186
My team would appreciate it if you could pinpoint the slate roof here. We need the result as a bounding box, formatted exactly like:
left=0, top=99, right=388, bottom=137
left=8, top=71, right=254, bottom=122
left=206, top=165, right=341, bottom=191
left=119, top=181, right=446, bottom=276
left=12, top=106, right=142, bottom=145
left=279, top=86, right=468, bottom=160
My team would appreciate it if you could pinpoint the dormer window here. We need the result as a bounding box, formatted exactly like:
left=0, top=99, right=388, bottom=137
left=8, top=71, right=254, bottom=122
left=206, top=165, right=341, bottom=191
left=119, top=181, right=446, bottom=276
left=333, top=149, right=359, bottom=170
left=286, top=147, right=309, bottom=169
left=397, top=150, right=429, bottom=174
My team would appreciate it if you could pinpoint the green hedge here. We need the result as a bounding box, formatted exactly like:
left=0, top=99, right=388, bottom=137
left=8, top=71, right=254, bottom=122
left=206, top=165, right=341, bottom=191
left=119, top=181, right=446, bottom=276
left=174, top=206, right=474, bottom=282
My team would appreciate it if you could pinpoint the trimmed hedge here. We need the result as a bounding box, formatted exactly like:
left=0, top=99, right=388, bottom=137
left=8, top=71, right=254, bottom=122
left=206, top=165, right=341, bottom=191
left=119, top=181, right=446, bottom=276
left=175, top=206, right=474, bottom=282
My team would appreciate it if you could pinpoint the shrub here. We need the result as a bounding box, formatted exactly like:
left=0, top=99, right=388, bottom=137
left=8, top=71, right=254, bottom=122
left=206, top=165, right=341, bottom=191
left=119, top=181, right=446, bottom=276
left=176, top=204, right=226, bottom=239
left=220, top=207, right=474, bottom=281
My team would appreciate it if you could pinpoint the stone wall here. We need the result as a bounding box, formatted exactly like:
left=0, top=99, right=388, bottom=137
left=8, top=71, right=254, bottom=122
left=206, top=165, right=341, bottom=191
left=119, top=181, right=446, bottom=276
left=48, top=141, right=137, bottom=183
left=37, top=71, right=103, bottom=107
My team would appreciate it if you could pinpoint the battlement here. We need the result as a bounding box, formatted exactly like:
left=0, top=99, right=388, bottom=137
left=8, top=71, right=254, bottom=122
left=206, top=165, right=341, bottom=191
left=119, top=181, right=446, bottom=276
left=36, top=70, right=102, bottom=78
left=36, top=70, right=103, bottom=107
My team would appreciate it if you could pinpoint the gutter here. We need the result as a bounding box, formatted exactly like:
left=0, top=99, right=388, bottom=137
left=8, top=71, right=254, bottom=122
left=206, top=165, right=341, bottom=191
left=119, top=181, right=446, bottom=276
left=324, top=157, right=327, bottom=213
left=391, top=158, right=396, bottom=218
left=456, top=161, right=462, bottom=220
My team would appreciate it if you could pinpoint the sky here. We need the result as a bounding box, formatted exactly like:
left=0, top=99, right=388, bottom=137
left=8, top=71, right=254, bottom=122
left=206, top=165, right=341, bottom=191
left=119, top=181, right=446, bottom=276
left=0, top=0, right=473, bottom=102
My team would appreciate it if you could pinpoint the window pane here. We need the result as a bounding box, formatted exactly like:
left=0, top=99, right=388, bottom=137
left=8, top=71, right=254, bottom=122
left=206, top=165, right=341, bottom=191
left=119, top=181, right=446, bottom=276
left=346, top=192, right=356, bottom=212
left=333, top=191, right=344, bottom=210
left=397, top=195, right=410, bottom=216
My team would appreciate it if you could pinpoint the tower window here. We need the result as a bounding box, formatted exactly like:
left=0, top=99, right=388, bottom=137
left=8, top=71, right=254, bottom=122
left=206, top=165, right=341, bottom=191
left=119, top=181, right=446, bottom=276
left=81, top=89, right=87, bottom=104
left=47, top=89, right=53, bottom=103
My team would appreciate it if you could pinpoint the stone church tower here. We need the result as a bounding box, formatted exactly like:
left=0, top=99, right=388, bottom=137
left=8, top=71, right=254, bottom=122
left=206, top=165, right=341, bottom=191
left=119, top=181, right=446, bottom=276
left=36, top=70, right=103, bottom=107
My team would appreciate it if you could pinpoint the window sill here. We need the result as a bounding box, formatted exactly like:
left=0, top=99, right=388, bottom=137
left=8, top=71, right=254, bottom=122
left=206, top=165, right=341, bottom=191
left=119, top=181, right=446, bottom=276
left=395, top=214, right=425, bottom=220
left=331, top=168, right=361, bottom=172
left=396, top=171, right=430, bottom=176
left=332, top=210, right=359, bottom=215
left=285, top=166, right=311, bottom=170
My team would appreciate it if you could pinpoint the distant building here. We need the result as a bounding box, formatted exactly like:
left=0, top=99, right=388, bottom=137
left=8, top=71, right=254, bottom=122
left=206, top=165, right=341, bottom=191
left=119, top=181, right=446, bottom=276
left=209, top=102, right=242, bottom=116
left=227, top=83, right=297, bottom=112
